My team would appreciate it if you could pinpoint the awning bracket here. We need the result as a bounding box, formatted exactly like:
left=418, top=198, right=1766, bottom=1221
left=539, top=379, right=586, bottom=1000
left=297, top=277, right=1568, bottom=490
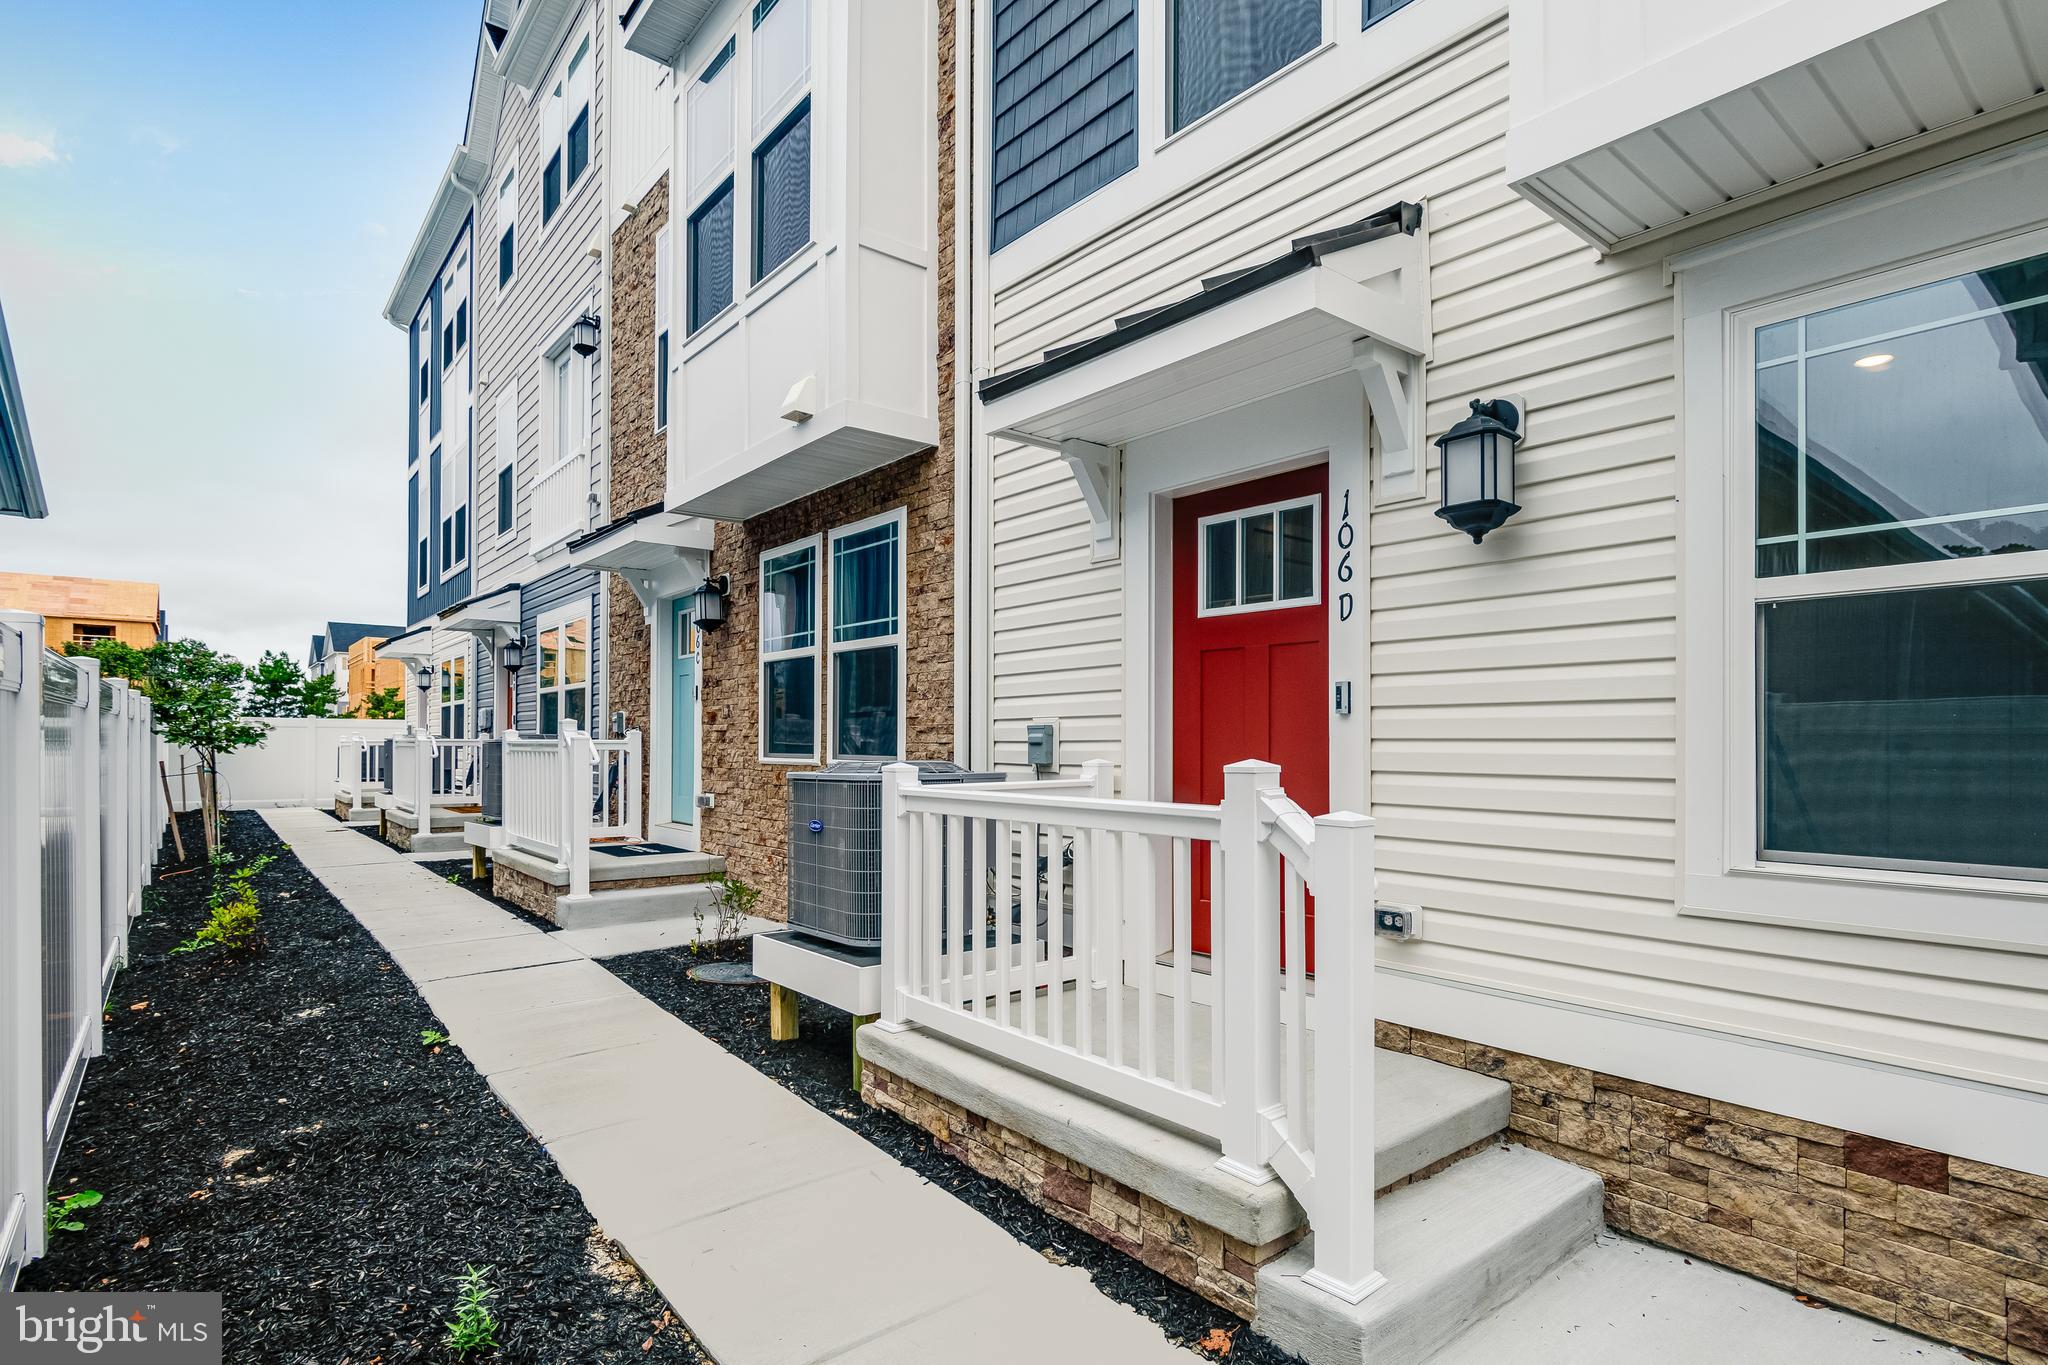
left=996, top=428, right=1121, bottom=562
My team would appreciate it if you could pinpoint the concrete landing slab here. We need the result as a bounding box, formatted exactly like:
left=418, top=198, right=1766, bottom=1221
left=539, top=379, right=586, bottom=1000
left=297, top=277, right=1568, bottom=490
left=390, top=931, right=587, bottom=983
left=1432, top=1232, right=1965, bottom=1364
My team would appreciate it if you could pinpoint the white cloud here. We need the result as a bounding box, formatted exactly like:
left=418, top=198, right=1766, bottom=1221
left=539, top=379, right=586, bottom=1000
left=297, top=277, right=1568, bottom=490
left=130, top=125, right=183, bottom=157
left=0, top=131, right=59, bottom=169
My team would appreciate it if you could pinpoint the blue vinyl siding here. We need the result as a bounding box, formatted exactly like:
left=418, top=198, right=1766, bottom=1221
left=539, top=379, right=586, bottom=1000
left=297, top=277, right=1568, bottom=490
left=515, top=568, right=603, bottom=734
left=991, top=0, right=1137, bottom=251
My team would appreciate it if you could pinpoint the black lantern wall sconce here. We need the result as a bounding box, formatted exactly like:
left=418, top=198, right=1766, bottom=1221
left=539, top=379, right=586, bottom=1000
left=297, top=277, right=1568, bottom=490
left=692, top=574, right=731, bottom=631
left=1434, top=398, right=1525, bottom=544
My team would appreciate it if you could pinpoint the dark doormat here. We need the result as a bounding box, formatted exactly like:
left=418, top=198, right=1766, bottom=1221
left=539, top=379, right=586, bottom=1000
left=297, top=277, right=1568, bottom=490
left=598, top=842, right=687, bottom=857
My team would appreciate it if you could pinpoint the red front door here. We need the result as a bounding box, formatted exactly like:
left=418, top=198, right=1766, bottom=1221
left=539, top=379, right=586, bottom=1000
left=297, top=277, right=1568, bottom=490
left=1171, top=465, right=1330, bottom=963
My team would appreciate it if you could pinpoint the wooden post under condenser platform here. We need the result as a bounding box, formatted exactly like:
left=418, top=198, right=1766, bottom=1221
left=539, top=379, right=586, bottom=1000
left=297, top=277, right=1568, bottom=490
left=769, top=982, right=800, bottom=1042
left=471, top=845, right=486, bottom=880
left=851, top=1014, right=878, bottom=1092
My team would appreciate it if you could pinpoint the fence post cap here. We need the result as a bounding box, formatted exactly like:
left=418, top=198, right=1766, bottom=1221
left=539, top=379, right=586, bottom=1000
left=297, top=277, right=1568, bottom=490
left=1314, top=810, right=1374, bottom=829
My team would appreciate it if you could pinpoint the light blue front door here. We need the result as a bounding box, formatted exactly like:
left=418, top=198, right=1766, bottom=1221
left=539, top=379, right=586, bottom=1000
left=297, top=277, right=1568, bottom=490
left=670, top=598, right=697, bottom=825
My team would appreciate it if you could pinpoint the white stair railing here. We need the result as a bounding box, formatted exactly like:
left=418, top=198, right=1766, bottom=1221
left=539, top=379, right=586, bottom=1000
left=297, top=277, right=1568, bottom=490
left=499, top=722, right=599, bottom=897
left=431, top=738, right=483, bottom=802
left=591, top=731, right=642, bottom=840
left=876, top=758, right=1383, bottom=1305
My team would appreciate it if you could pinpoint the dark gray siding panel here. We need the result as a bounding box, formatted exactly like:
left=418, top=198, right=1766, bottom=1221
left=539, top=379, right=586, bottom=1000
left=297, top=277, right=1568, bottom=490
left=991, top=0, right=1137, bottom=251
left=514, top=567, right=603, bottom=735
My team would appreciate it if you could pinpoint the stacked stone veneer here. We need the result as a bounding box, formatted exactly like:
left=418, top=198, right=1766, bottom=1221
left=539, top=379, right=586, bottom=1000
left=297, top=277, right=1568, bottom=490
left=1375, top=1023, right=2048, bottom=1360
left=694, top=0, right=958, bottom=921
left=861, top=1062, right=1300, bottom=1318
left=605, top=174, right=671, bottom=828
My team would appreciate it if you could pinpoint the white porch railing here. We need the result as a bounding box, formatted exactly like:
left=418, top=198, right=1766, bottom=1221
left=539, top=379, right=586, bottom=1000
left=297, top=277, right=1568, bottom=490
left=530, top=451, right=589, bottom=551
left=1, top=612, right=163, bottom=1284
left=380, top=733, right=485, bottom=820
left=334, top=733, right=388, bottom=813
left=500, top=723, right=641, bottom=896
left=878, top=758, right=1384, bottom=1305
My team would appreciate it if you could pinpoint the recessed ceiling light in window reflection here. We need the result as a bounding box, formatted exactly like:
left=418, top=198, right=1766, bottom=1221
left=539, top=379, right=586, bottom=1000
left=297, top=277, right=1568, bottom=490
left=1853, top=352, right=1895, bottom=371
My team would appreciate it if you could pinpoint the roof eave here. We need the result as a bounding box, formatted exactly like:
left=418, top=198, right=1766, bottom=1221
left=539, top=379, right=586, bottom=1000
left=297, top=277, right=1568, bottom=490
left=381, top=145, right=490, bottom=328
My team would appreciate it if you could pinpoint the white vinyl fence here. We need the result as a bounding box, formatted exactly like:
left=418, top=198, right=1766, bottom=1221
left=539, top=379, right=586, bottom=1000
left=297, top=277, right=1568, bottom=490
left=879, top=758, right=1386, bottom=1304
left=162, top=717, right=408, bottom=812
left=0, top=612, right=165, bottom=1287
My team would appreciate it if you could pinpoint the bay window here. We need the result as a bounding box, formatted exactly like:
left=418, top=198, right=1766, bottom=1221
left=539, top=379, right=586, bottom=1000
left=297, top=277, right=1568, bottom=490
left=536, top=604, right=591, bottom=737
left=759, top=536, right=819, bottom=760
left=1679, top=160, right=2048, bottom=948
left=829, top=510, right=904, bottom=759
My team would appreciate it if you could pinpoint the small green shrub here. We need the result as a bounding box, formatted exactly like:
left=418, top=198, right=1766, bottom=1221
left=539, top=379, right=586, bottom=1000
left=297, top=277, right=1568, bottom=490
left=420, top=1028, right=450, bottom=1047
left=692, top=875, right=759, bottom=956
left=172, top=851, right=273, bottom=955
left=444, top=1264, right=502, bottom=1356
left=45, top=1189, right=102, bottom=1234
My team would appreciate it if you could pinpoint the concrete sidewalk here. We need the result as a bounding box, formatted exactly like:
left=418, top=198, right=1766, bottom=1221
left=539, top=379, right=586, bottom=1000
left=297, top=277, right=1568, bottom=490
left=266, top=809, right=1192, bottom=1365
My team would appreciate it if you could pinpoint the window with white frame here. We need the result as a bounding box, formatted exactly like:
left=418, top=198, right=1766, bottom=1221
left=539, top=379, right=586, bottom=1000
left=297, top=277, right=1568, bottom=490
left=413, top=466, right=430, bottom=593
left=750, top=0, right=811, bottom=281
left=541, top=26, right=594, bottom=227
left=439, top=433, right=469, bottom=579
left=436, top=648, right=469, bottom=737
left=655, top=225, right=673, bottom=429
left=686, top=36, right=736, bottom=333
left=497, top=162, right=518, bottom=288
left=1741, top=244, right=2048, bottom=881
left=493, top=385, right=518, bottom=537
left=535, top=603, right=591, bottom=736
left=1198, top=495, right=1319, bottom=615
left=758, top=536, right=819, bottom=759
left=829, top=510, right=904, bottom=759
left=550, top=344, right=586, bottom=466
left=1170, top=0, right=1320, bottom=132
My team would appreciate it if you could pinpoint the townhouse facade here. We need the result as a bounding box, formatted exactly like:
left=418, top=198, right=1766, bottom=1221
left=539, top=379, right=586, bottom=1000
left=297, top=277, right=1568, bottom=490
left=901, top=0, right=2048, bottom=1355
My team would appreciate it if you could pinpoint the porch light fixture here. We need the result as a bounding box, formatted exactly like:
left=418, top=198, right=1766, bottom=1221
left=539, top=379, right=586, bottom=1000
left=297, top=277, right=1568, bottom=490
left=570, top=312, right=602, bottom=357
left=500, top=637, right=525, bottom=673
left=413, top=663, right=436, bottom=692
left=1434, top=398, right=1524, bottom=544
left=692, top=574, right=731, bottom=631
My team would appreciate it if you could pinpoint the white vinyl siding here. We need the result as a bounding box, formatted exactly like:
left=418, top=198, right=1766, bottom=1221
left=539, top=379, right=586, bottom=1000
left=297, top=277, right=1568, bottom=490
left=980, top=18, right=2048, bottom=1095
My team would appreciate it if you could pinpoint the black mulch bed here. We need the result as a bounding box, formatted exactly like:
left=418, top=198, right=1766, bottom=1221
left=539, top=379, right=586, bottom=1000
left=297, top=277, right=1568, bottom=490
left=22, top=810, right=712, bottom=1365
left=605, top=947, right=1306, bottom=1364
left=415, top=860, right=561, bottom=935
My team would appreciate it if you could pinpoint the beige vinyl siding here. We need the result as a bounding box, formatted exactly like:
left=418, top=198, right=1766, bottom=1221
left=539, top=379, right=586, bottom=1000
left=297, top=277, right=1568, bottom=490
left=475, top=2, right=611, bottom=591
left=981, top=19, right=2048, bottom=1092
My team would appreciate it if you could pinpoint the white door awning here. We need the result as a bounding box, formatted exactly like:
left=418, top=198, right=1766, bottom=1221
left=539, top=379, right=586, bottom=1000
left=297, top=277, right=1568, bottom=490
left=435, top=585, right=523, bottom=639
left=978, top=204, right=1430, bottom=560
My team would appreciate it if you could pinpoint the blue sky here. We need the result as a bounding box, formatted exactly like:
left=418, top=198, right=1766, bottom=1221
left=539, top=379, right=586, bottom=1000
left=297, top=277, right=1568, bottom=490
left=0, top=1, right=481, bottom=666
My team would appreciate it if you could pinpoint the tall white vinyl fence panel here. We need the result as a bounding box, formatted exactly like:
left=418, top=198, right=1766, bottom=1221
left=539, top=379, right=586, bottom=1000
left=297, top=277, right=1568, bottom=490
left=162, top=717, right=408, bottom=812
left=0, top=612, right=163, bottom=1288
left=877, top=758, right=1386, bottom=1305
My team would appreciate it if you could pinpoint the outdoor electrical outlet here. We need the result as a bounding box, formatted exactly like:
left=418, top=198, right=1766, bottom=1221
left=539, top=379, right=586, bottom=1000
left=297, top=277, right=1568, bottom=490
left=1374, top=904, right=1421, bottom=941
left=696, top=792, right=716, bottom=809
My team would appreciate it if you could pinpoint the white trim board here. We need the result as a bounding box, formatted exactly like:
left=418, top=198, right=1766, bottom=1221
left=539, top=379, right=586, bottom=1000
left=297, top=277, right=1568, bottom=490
left=1378, top=967, right=2048, bottom=1180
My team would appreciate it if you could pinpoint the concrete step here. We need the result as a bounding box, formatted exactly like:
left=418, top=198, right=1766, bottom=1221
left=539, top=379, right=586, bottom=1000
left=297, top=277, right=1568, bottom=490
left=1374, top=1050, right=1508, bottom=1189
left=406, top=831, right=471, bottom=855
left=1252, top=1144, right=1604, bottom=1365
left=853, top=1029, right=1514, bottom=1254
left=552, top=880, right=723, bottom=930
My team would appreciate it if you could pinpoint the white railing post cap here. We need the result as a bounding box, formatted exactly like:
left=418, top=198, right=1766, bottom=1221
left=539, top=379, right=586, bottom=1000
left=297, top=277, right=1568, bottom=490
left=1314, top=809, right=1375, bottom=830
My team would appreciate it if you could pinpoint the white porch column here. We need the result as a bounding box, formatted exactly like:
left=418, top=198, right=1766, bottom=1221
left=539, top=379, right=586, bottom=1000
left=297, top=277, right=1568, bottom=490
left=1216, top=760, right=1283, bottom=1183
left=1304, top=810, right=1386, bottom=1304
left=876, top=762, right=920, bottom=1030
left=564, top=723, right=594, bottom=899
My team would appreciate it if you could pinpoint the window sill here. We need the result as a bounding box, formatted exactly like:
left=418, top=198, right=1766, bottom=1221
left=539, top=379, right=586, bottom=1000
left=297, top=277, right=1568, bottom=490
left=1681, top=862, right=2048, bottom=956
left=747, top=239, right=819, bottom=308
left=759, top=753, right=818, bottom=766
left=682, top=303, right=740, bottom=357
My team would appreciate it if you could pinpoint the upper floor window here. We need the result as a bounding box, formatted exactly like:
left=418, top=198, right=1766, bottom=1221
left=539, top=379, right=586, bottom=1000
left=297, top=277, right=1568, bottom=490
left=493, top=385, right=518, bottom=537
left=686, top=37, right=737, bottom=333
left=497, top=164, right=518, bottom=287
left=416, top=320, right=431, bottom=411
left=413, top=467, right=430, bottom=594
left=1171, top=0, right=1320, bottom=131
left=829, top=509, right=904, bottom=759
left=759, top=536, right=819, bottom=760
left=542, top=28, right=594, bottom=226
left=750, top=0, right=811, bottom=280
left=439, top=436, right=470, bottom=579
left=655, top=225, right=673, bottom=429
